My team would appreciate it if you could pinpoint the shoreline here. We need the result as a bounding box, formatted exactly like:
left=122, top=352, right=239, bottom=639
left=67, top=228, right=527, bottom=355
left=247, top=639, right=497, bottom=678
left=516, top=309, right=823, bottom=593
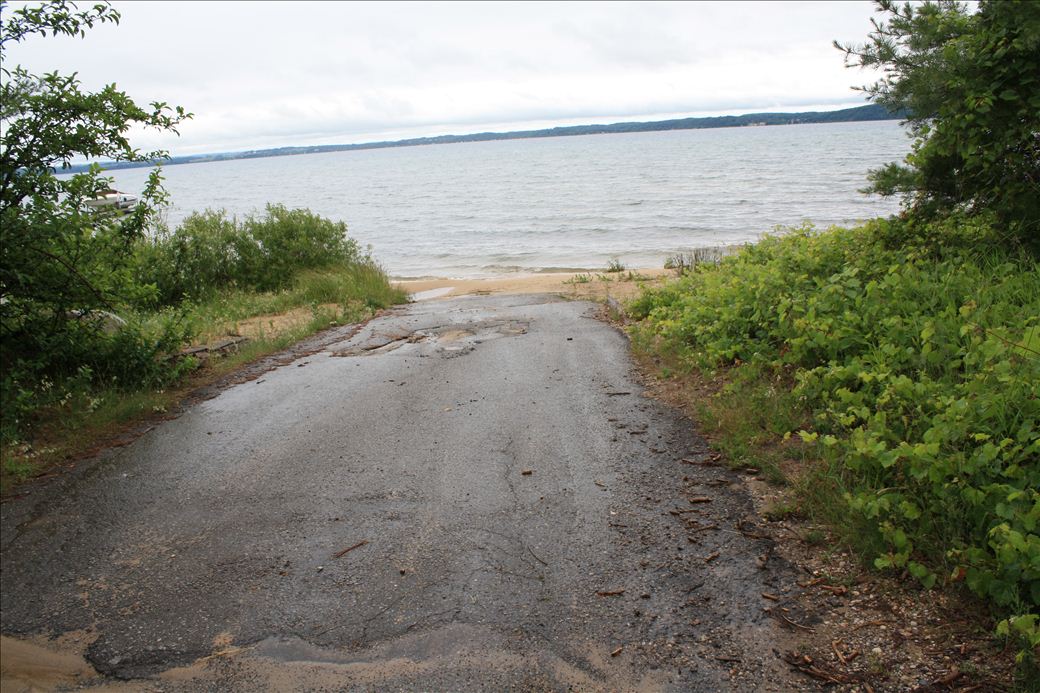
left=393, top=267, right=673, bottom=302
left=389, top=245, right=740, bottom=300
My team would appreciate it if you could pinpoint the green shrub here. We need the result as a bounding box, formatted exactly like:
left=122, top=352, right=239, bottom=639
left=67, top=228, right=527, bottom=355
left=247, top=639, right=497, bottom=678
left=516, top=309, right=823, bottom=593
left=243, top=205, right=362, bottom=291
left=630, top=217, right=1040, bottom=617
left=134, top=204, right=365, bottom=305
left=134, top=210, right=248, bottom=305
left=838, top=0, right=1040, bottom=251
left=1, top=308, right=194, bottom=443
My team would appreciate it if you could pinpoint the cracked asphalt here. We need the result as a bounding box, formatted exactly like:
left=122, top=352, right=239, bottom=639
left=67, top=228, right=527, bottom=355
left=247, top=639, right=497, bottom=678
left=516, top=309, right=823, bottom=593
left=1, top=294, right=805, bottom=691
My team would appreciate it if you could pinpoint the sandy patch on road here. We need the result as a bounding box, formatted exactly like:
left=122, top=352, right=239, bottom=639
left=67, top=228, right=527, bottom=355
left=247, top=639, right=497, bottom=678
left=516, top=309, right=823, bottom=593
left=0, top=633, right=101, bottom=692
left=396, top=268, right=673, bottom=303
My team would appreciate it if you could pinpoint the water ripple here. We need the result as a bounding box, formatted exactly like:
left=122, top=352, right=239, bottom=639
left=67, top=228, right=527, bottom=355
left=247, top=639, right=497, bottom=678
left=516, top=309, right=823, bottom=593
left=107, top=121, right=909, bottom=278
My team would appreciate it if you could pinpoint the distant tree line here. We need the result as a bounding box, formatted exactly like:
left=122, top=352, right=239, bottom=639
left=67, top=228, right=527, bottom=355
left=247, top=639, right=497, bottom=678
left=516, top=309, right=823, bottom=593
left=68, top=103, right=899, bottom=173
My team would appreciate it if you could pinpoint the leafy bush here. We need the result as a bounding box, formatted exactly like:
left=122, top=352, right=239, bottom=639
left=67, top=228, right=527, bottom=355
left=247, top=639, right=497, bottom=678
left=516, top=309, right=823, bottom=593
left=135, top=205, right=365, bottom=305
left=0, top=0, right=194, bottom=446
left=1, top=309, right=194, bottom=442
left=244, top=205, right=362, bottom=291
left=630, top=218, right=1040, bottom=617
left=0, top=4, right=406, bottom=482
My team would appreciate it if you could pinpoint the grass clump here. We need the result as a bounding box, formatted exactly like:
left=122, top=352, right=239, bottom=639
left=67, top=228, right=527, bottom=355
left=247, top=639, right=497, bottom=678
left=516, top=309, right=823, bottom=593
left=629, top=215, right=1039, bottom=635
left=133, top=204, right=371, bottom=305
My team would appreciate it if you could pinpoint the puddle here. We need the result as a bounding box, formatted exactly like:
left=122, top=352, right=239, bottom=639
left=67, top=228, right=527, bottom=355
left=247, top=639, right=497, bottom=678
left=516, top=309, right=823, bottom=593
left=436, top=329, right=473, bottom=342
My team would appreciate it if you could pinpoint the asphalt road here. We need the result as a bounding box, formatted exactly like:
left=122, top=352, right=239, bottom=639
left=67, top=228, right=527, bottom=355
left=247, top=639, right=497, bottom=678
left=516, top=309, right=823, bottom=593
left=1, top=294, right=804, bottom=691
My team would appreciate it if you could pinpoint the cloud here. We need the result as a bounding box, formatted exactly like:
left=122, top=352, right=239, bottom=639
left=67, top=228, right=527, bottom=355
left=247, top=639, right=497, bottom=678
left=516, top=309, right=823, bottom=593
left=4, top=0, right=885, bottom=155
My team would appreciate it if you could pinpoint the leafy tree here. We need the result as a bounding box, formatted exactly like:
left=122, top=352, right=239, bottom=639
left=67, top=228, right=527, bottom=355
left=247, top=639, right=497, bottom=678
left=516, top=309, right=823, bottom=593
left=836, top=0, right=1040, bottom=249
left=0, top=1, right=190, bottom=380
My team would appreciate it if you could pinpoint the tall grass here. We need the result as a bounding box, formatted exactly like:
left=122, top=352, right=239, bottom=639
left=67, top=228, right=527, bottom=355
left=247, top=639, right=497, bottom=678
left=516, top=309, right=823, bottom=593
left=182, top=265, right=405, bottom=337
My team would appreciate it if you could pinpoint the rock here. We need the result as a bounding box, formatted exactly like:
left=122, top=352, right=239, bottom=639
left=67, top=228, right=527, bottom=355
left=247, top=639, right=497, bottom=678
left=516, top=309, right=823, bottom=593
left=66, top=309, right=127, bottom=334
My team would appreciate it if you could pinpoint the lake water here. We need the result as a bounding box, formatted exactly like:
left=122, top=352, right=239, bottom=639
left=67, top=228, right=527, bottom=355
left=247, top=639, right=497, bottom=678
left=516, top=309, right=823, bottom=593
left=105, top=120, right=911, bottom=279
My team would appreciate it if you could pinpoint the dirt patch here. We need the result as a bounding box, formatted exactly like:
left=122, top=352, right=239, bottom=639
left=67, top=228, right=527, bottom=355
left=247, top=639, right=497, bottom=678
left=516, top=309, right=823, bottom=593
left=0, top=633, right=97, bottom=692
left=226, top=304, right=340, bottom=342
left=143, top=631, right=674, bottom=692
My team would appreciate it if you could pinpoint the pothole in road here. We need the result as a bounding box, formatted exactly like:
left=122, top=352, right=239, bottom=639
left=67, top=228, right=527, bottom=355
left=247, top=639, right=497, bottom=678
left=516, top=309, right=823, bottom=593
left=330, top=320, right=528, bottom=358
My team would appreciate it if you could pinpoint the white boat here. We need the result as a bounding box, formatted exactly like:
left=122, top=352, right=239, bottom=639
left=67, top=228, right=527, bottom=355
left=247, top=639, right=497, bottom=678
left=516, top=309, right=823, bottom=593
left=85, top=188, right=138, bottom=212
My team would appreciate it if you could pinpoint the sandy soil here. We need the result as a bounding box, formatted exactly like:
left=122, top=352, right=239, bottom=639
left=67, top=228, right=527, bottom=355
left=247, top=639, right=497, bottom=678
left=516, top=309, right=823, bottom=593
left=395, top=268, right=673, bottom=303
left=0, top=634, right=101, bottom=692
left=231, top=304, right=338, bottom=341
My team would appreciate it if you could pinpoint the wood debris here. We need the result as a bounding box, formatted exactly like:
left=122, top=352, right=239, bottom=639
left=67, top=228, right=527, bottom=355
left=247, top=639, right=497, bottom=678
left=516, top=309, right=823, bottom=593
left=773, top=611, right=815, bottom=632
left=909, top=668, right=962, bottom=692
left=782, top=651, right=863, bottom=684
left=818, top=584, right=848, bottom=596
left=831, top=640, right=847, bottom=665
left=332, top=540, right=368, bottom=558
left=681, top=457, right=721, bottom=467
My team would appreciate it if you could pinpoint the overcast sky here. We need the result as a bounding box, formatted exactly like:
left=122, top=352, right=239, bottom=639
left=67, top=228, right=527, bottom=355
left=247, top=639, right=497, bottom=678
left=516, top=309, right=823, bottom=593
left=5, top=1, right=886, bottom=156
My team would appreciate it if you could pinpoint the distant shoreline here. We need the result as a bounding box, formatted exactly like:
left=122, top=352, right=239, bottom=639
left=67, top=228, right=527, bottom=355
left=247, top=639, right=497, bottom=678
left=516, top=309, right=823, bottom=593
left=389, top=244, right=743, bottom=282
left=68, top=103, right=898, bottom=174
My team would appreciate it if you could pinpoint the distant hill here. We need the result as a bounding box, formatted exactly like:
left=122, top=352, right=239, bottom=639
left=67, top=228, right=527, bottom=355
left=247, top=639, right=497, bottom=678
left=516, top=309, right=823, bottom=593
left=67, top=103, right=899, bottom=173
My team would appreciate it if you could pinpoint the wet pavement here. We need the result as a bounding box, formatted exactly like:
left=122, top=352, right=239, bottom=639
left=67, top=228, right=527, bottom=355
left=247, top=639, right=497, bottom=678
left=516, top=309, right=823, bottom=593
left=1, top=294, right=806, bottom=691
